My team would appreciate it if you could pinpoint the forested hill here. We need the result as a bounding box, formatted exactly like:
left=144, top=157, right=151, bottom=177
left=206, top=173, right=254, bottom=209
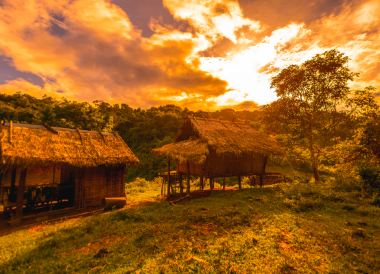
left=0, top=93, right=263, bottom=180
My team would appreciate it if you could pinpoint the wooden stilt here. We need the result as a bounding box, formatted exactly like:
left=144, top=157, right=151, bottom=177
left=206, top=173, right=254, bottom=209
left=186, top=161, right=190, bottom=195
left=10, top=167, right=17, bottom=202
left=161, top=181, right=163, bottom=196
left=210, top=177, right=214, bottom=190
left=179, top=174, right=183, bottom=194
left=0, top=172, right=3, bottom=208
left=167, top=158, right=171, bottom=197
left=223, top=177, right=226, bottom=190
left=15, top=168, right=27, bottom=219
left=238, top=176, right=242, bottom=190
left=261, top=156, right=268, bottom=188
left=200, top=176, right=204, bottom=190
left=8, top=121, right=13, bottom=143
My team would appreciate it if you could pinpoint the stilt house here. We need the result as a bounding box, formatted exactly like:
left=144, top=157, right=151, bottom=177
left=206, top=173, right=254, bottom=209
left=154, top=117, right=281, bottom=195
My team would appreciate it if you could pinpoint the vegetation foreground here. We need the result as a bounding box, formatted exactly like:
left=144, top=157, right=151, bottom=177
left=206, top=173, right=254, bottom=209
left=0, top=179, right=379, bottom=273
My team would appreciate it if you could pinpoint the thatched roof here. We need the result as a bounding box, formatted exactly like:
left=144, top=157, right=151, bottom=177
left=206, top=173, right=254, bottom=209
left=154, top=117, right=281, bottom=164
left=0, top=122, right=139, bottom=168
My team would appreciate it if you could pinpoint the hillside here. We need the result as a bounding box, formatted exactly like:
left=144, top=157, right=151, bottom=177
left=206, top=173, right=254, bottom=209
left=0, top=180, right=379, bottom=273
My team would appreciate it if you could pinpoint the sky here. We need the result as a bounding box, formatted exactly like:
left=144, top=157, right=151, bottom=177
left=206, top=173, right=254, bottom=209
left=0, top=0, right=379, bottom=110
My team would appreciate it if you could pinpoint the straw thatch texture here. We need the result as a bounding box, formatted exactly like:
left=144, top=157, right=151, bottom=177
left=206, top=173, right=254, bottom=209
left=0, top=122, right=139, bottom=167
left=180, top=118, right=281, bottom=155
left=153, top=139, right=208, bottom=164
left=155, top=117, right=280, bottom=162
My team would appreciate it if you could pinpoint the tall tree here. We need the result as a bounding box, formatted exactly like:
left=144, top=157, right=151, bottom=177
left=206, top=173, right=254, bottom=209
left=268, top=50, right=357, bottom=182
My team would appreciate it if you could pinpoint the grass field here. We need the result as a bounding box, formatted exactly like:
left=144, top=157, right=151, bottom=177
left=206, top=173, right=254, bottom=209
left=0, top=179, right=379, bottom=273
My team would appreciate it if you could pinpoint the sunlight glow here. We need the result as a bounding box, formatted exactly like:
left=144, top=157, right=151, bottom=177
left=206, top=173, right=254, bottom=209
left=199, top=24, right=305, bottom=106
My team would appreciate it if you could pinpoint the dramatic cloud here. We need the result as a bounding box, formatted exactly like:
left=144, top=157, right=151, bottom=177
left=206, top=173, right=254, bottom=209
left=0, top=0, right=379, bottom=109
left=0, top=0, right=227, bottom=107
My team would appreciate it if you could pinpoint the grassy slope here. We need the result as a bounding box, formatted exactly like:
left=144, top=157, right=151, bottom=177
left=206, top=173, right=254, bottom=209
left=0, top=180, right=379, bottom=273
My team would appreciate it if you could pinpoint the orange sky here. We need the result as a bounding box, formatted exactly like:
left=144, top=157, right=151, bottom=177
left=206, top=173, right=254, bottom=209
left=0, top=0, right=379, bottom=110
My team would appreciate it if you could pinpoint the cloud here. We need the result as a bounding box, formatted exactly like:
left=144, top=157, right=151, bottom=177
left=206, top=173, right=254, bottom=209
left=0, top=78, right=60, bottom=99
left=238, top=0, right=351, bottom=31
left=162, top=0, right=261, bottom=44
left=0, top=0, right=227, bottom=108
left=0, top=0, right=378, bottom=110
left=308, top=0, right=380, bottom=89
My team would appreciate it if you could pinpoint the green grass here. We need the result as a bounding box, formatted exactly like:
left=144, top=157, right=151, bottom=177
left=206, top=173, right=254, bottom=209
left=0, top=180, right=379, bottom=273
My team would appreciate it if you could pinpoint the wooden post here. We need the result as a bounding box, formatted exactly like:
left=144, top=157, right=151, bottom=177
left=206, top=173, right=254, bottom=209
left=261, top=156, right=268, bottom=188
left=186, top=161, right=190, bottom=195
left=8, top=121, right=13, bottom=143
left=10, top=167, right=17, bottom=202
left=223, top=177, right=226, bottom=191
left=0, top=172, right=3, bottom=206
left=0, top=122, right=3, bottom=163
left=210, top=177, right=214, bottom=190
left=238, top=176, right=242, bottom=190
left=200, top=176, right=204, bottom=190
left=179, top=174, right=183, bottom=194
left=160, top=178, right=164, bottom=197
left=167, top=158, right=171, bottom=197
left=16, top=168, right=27, bottom=219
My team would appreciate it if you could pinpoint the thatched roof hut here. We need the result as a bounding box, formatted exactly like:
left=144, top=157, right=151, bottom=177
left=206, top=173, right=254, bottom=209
left=0, top=122, right=139, bottom=218
left=154, top=117, right=280, bottom=179
left=0, top=122, right=139, bottom=168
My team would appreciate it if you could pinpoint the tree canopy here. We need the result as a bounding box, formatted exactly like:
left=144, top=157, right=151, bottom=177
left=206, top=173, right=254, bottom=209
left=266, top=50, right=377, bottom=182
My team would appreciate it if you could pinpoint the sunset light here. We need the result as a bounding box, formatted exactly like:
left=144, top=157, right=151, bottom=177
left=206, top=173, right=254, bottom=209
left=0, top=1, right=379, bottom=272
left=0, top=0, right=379, bottom=109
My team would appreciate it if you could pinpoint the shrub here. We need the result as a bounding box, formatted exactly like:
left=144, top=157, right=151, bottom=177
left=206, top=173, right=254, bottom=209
left=330, top=175, right=361, bottom=193
left=359, top=166, right=380, bottom=195
left=371, top=194, right=380, bottom=207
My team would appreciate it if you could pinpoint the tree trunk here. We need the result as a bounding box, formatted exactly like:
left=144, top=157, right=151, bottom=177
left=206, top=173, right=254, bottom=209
left=167, top=158, right=171, bottom=197
left=186, top=161, right=190, bottom=195
left=308, top=131, right=320, bottom=183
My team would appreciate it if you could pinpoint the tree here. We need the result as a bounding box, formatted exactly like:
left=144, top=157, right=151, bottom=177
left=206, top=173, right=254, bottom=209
left=347, top=87, right=380, bottom=160
left=268, top=50, right=357, bottom=182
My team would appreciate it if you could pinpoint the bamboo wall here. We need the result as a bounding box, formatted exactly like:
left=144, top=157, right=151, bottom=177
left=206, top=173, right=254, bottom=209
left=177, top=152, right=266, bottom=177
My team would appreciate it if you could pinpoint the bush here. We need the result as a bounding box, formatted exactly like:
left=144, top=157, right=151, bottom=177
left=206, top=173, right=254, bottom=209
left=359, top=166, right=380, bottom=195
left=125, top=177, right=162, bottom=195
left=371, top=194, right=380, bottom=207
left=330, top=175, right=361, bottom=193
